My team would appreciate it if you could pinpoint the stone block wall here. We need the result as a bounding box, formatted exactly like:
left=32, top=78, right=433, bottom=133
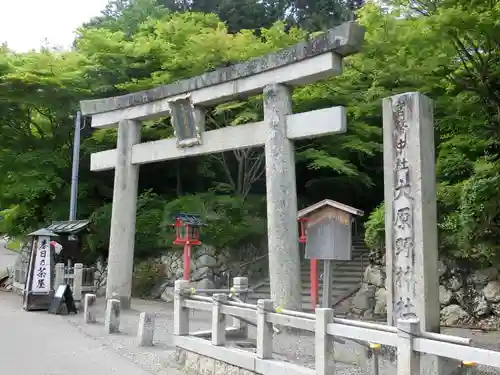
left=157, top=244, right=267, bottom=302
left=162, top=245, right=227, bottom=288
left=91, top=243, right=267, bottom=300
left=348, top=254, right=500, bottom=328
left=176, top=348, right=256, bottom=375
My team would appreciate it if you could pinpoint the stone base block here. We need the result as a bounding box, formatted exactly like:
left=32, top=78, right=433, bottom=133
left=137, top=312, right=155, bottom=346
left=104, top=298, right=120, bottom=334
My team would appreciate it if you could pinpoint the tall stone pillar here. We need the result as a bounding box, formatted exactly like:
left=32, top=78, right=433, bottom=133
left=383, top=92, right=446, bottom=375
left=106, top=119, right=141, bottom=309
left=263, top=83, right=302, bottom=310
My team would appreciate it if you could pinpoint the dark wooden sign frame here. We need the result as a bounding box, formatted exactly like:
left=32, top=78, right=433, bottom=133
left=23, top=229, right=58, bottom=311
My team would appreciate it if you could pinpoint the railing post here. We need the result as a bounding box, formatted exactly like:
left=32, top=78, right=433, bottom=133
left=315, top=308, right=335, bottom=375
left=73, top=263, right=83, bottom=302
left=461, top=361, right=477, bottom=375
left=174, top=279, right=190, bottom=336
left=231, top=277, right=249, bottom=335
left=211, top=293, right=227, bottom=346
left=397, top=318, right=420, bottom=375
left=233, top=276, right=248, bottom=298
left=370, top=343, right=381, bottom=375
left=256, top=299, right=274, bottom=359
left=54, top=263, right=65, bottom=288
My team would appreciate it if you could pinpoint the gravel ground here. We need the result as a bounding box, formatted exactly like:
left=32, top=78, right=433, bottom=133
left=0, top=238, right=17, bottom=272
left=64, top=297, right=500, bottom=375
left=63, top=297, right=363, bottom=374
left=5, top=287, right=500, bottom=375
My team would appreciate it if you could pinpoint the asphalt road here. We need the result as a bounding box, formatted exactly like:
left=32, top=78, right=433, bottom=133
left=0, top=237, right=17, bottom=272
left=0, top=293, right=155, bottom=375
left=0, top=240, right=155, bottom=375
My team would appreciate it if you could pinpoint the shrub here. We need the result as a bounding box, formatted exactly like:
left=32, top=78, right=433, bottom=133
left=364, top=203, right=385, bottom=253
left=132, top=259, right=166, bottom=298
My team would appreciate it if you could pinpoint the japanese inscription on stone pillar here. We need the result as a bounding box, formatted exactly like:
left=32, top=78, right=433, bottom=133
left=391, top=99, right=416, bottom=319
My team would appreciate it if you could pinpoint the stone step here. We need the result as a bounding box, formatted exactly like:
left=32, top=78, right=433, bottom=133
left=290, top=277, right=362, bottom=291
left=252, top=284, right=360, bottom=297
left=300, top=257, right=368, bottom=268
left=250, top=284, right=353, bottom=298
left=251, top=277, right=362, bottom=293
left=250, top=286, right=352, bottom=296
left=300, top=268, right=364, bottom=276
left=299, top=274, right=361, bottom=281
left=300, top=275, right=363, bottom=284
left=299, top=261, right=365, bottom=269
left=299, top=263, right=363, bottom=268
left=298, top=252, right=367, bottom=261
left=247, top=238, right=368, bottom=313
left=247, top=295, right=348, bottom=307
left=251, top=288, right=358, bottom=299
left=255, top=276, right=361, bottom=285
left=303, top=270, right=364, bottom=277
left=301, top=281, right=362, bottom=290
left=247, top=295, right=355, bottom=312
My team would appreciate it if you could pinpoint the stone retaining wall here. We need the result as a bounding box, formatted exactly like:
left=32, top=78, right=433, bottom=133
left=157, top=244, right=267, bottom=301
left=176, top=348, right=255, bottom=375
left=349, top=254, right=500, bottom=327
left=91, top=244, right=268, bottom=300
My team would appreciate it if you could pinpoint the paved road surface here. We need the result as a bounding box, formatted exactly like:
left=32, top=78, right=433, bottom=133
left=0, top=292, right=155, bottom=375
left=0, top=237, right=17, bottom=272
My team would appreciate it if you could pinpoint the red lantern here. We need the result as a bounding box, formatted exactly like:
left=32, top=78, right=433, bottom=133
left=172, top=217, right=202, bottom=246
left=171, top=213, right=204, bottom=281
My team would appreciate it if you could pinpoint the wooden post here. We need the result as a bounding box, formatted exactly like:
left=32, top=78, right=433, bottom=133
left=174, top=279, right=190, bottom=336
left=256, top=299, right=274, bottom=359
left=231, top=277, right=248, bottom=335
left=315, top=308, right=335, bottom=375
left=54, top=263, right=65, bottom=288
left=322, top=260, right=333, bottom=308
left=183, top=242, right=191, bottom=281
left=397, top=318, right=420, bottom=375
left=211, top=293, right=227, bottom=346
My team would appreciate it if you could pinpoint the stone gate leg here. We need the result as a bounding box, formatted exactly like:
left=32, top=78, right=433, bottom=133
left=106, top=119, right=141, bottom=309
left=263, top=83, right=302, bottom=310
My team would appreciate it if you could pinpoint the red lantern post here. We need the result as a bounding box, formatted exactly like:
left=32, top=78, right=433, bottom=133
left=172, top=214, right=203, bottom=281
left=299, top=217, right=318, bottom=309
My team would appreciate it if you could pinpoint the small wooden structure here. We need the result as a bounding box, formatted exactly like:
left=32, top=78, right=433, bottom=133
left=23, top=228, right=59, bottom=311
left=45, top=220, right=90, bottom=265
left=297, top=199, right=364, bottom=308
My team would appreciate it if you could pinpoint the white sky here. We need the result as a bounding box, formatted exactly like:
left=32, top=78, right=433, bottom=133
left=0, top=0, right=109, bottom=52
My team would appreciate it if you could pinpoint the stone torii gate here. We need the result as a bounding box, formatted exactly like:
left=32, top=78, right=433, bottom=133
left=80, top=22, right=365, bottom=310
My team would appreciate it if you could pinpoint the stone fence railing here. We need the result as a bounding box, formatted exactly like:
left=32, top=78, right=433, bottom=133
left=173, top=279, right=500, bottom=375
left=13, top=262, right=95, bottom=302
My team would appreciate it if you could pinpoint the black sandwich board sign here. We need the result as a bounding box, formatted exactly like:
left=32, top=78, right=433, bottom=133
left=48, top=284, right=78, bottom=315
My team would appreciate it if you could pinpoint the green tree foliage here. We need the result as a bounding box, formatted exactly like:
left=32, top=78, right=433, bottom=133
left=1, top=0, right=499, bottom=267
left=363, top=0, right=500, bottom=266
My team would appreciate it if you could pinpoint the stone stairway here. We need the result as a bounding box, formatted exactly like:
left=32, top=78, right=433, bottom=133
left=246, top=237, right=370, bottom=312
